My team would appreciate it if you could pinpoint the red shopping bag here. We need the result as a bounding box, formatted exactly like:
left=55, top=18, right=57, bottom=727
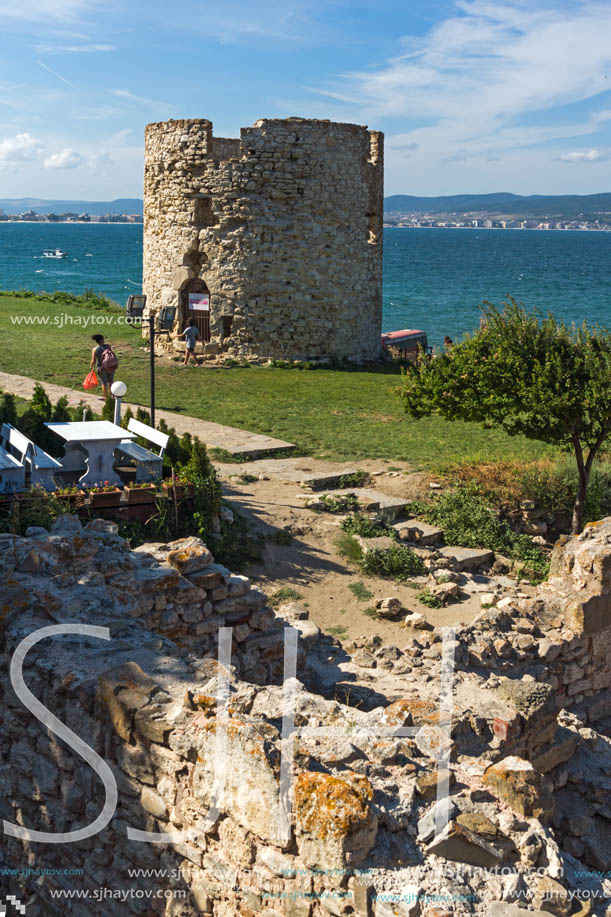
left=83, top=369, right=98, bottom=390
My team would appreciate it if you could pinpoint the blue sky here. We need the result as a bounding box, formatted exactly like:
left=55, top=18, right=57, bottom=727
left=1, top=0, right=611, bottom=198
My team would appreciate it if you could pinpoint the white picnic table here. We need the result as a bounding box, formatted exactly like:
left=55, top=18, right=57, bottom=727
left=45, top=421, right=136, bottom=488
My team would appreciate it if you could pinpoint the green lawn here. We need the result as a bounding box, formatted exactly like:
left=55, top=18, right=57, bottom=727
left=0, top=293, right=557, bottom=466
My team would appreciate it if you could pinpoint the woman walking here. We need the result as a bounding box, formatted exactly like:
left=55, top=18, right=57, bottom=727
left=90, top=334, right=118, bottom=397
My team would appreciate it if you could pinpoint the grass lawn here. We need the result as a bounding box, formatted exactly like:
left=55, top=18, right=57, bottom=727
left=0, top=293, right=558, bottom=466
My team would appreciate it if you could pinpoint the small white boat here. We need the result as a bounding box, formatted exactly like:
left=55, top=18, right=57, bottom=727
left=43, top=248, right=67, bottom=259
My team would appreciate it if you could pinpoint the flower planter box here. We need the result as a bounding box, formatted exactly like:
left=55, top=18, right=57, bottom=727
left=162, top=483, right=189, bottom=500
left=124, top=485, right=157, bottom=504
left=89, top=488, right=122, bottom=508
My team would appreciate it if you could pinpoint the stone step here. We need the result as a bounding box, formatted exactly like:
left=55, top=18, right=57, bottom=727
left=316, top=488, right=408, bottom=522
left=393, top=520, right=444, bottom=546
left=298, top=468, right=363, bottom=491
left=355, top=535, right=396, bottom=554
left=438, top=546, right=494, bottom=571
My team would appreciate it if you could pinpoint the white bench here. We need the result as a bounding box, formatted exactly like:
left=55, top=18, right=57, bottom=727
left=115, top=418, right=168, bottom=482
left=0, top=444, right=25, bottom=493
left=1, top=423, right=62, bottom=492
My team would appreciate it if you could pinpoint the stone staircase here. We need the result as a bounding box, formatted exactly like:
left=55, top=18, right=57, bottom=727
left=305, top=475, right=495, bottom=571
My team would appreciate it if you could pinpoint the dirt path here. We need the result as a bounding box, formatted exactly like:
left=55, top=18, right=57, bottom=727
left=216, top=457, right=490, bottom=648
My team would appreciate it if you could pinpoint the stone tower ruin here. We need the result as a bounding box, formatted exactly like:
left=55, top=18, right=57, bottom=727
left=143, top=117, right=384, bottom=362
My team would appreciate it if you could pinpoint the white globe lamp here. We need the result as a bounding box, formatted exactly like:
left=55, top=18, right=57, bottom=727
left=111, top=381, right=127, bottom=425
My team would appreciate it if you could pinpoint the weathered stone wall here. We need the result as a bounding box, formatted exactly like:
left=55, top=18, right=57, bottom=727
left=3, top=518, right=611, bottom=914
left=143, top=117, right=384, bottom=362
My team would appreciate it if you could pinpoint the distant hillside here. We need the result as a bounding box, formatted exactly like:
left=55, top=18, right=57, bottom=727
left=384, top=192, right=611, bottom=219
left=0, top=198, right=143, bottom=216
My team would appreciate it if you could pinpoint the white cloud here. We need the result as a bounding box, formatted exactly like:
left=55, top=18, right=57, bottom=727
left=36, top=42, right=115, bottom=53
left=559, top=149, right=605, bottom=162
left=110, top=89, right=172, bottom=109
left=0, top=131, right=43, bottom=169
left=43, top=147, right=85, bottom=169
left=321, top=0, right=611, bottom=166
left=0, top=0, right=89, bottom=21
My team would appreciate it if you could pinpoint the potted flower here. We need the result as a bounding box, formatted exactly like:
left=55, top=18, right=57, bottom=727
left=123, top=480, right=158, bottom=504
left=88, top=481, right=122, bottom=508
left=56, top=484, right=85, bottom=509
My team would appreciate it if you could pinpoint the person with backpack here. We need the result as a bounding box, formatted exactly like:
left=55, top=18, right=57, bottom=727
left=90, top=334, right=119, bottom=397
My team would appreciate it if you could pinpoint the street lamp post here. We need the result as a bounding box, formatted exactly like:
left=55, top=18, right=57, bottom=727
left=125, top=295, right=176, bottom=429
left=111, top=380, right=127, bottom=426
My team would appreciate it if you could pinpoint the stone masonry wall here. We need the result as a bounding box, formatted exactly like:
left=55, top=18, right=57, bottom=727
left=143, top=117, right=384, bottom=362
left=3, top=518, right=611, bottom=914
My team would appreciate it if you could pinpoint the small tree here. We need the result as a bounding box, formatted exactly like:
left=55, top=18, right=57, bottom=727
left=401, top=300, right=611, bottom=534
left=101, top=394, right=115, bottom=422
left=30, top=383, right=52, bottom=419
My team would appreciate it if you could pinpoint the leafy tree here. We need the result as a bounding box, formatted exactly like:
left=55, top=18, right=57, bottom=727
left=401, top=300, right=611, bottom=534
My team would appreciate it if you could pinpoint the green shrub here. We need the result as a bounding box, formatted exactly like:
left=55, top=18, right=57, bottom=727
left=16, top=408, right=57, bottom=455
left=1, top=488, right=66, bottom=535
left=101, top=394, right=115, bottom=422
left=31, top=383, right=52, bottom=419
left=360, top=545, right=426, bottom=581
left=314, top=493, right=360, bottom=514
left=335, top=532, right=363, bottom=564
left=0, top=392, right=17, bottom=426
left=51, top=395, right=71, bottom=423
left=414, top=483, right=549, bottom=584
left=341, top=512, right=396, bottom=539
left=416, top=588, right=444, bottom=608
left=519, top=459, right=611, bottom=525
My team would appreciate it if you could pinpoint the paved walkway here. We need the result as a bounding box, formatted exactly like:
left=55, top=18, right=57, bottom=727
left=0, top=371, right=295, bottom=459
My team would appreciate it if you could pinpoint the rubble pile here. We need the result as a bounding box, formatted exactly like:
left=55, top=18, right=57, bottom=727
left=1, top=515, right=611, bottom=915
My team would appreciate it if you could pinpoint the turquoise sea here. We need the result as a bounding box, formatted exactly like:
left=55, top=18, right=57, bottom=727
left=1, top=222, right=610, bottom=348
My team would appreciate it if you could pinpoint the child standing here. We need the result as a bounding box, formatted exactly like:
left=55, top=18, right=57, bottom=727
left=180, top=319, right=201, bottom=366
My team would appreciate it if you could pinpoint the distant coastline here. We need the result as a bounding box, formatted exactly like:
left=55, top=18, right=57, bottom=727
left=383, top=224, right=611, bottom=233
left=0, top=221, right=140, bottom=225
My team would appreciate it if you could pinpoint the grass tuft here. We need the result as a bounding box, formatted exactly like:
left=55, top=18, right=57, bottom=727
left=348, top=581, right=374, bottom=602
left=268, top=587, right=303, bottom=607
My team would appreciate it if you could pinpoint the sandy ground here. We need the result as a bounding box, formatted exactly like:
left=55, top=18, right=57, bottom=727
left=216, top=457, right=488, bottom=647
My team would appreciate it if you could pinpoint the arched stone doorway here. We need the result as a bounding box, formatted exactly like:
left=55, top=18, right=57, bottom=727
left=181, top=279, right=211, bottom=343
